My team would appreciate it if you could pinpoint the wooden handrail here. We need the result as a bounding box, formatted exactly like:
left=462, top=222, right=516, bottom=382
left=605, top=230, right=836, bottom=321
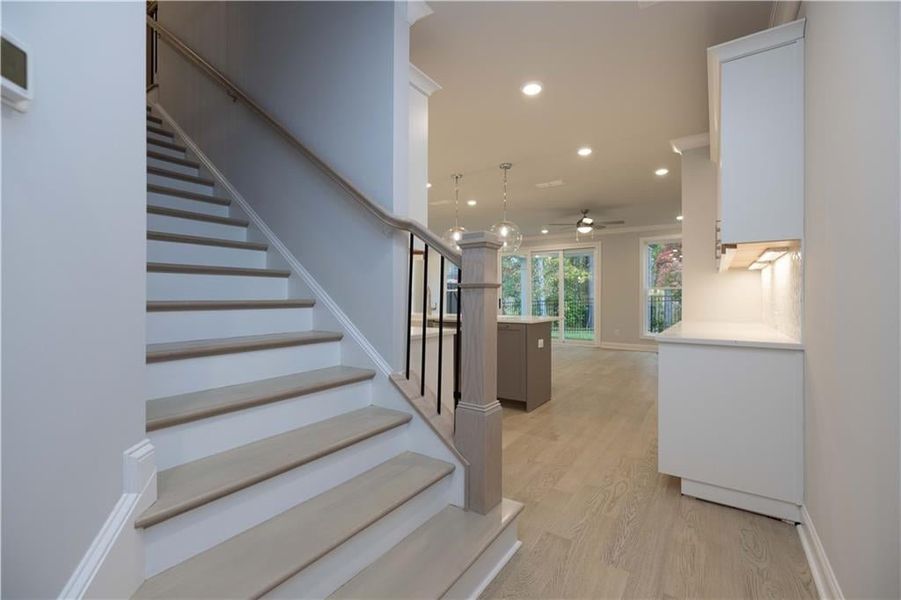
left=145, top=16, right=461, bottom=266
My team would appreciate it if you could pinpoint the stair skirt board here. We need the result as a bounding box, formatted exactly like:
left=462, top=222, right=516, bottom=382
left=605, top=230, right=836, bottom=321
left=146, top=341, right=341, bottom=398
left=147, top=172, right=215, bottom=196
left=146, top=192, right=229, bottom=217
left=264, top=476, right=455, bottom=600
left=147, top=239, right=267, bottom=269
left=144, top=426, right=414, bottom=577
left=147, top=213, right=247, bottom=241
left=149, top=379, right=373, bottom=469
left=146, top=307, right=313, bottom=344
left=147, top=272, right=288, bottom=302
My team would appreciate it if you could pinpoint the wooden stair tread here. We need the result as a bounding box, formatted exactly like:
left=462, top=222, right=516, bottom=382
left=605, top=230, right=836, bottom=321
left=147, top=183, right=230, bottom=206
left=136, top=406, right=414, bottom=529
left=148, top=137, right=187, bottom=152
left=146, top=365, right=374, bottom=431
left=147, top=205, right=246, bottom=226
left=148, top=165, right=215, bottom=187
left=147, top=150, right=200, bottom=169
left=330, top=498, right=523, bottom=599
left=146, top=262, right=288, bottom=278
left=147, top=299, right=314, bottom=312
left=147, top=124, right=175, bottom=138
left=147, top=231, right=267, bottom=251
left=133, top=452, right=454, bottom=598
left=146, top=330, right=340, bottom=363
left=147, top=114, right=163, bottom=125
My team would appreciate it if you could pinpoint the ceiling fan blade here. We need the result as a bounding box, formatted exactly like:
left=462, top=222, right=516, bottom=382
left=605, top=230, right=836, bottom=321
left=596, top=220, right=625, bottom=225
left=548, top=223, right=575, bottom=227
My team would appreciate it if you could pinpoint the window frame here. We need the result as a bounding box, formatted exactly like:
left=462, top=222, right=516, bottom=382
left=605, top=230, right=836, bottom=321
left=639, top=234, right=683, bottom=339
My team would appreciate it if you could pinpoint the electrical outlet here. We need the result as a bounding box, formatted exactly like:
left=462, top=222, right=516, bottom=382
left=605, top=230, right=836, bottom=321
left=538, top=338, right=545, bottom=349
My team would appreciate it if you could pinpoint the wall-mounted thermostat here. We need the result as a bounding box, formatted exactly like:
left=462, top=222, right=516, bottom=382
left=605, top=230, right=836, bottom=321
left=2, top=31, right=32, bottom=112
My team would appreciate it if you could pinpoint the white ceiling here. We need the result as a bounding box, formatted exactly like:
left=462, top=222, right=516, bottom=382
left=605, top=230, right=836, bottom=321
left=411, top=1, right=773, bottom=237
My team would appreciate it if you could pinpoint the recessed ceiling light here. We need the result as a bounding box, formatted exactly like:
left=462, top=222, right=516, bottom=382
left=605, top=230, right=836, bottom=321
left=521, top=81, right=543, bottom=96
left=676, top=215, right=683, bottom=221
left=467, top=199, right=477, bottom=206
left=655, top=167, right=669, bottom=177
left=426, top=182, right=432, bottom=189
left=541, top=228, right=549, bottom=234
left=577, top=147, right=592, bottom=157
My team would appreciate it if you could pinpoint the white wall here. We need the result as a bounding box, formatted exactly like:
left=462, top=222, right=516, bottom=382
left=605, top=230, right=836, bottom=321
left=1, top=2, right=146, bottom=597
left=157, top=1, right=410, bottom=365
left=680, top=146, right=762, bottom=323
left=802, top=2, right=900, bottom=597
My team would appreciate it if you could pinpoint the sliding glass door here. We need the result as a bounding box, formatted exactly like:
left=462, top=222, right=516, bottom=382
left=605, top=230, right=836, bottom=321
left=511, top=247, right=596, bottom=343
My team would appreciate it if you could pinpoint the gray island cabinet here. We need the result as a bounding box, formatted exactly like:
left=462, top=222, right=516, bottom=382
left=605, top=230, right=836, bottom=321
left=496, top=316, right=554, bottom=411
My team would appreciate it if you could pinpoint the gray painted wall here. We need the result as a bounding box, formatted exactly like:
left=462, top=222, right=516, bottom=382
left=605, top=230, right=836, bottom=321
left=802, top=2, right=900, bottom=597
left=1, top=2, right=146, bottom=597
left=157, top=1, right=409, bottom=365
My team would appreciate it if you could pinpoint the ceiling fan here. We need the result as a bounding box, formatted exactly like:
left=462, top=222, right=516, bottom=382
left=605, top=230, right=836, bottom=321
left=549, top=210, right=625, bottom=234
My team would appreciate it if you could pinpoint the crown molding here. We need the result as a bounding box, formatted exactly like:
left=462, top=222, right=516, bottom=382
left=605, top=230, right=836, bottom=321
left=670, top=133, right=710, bottom=155
left=521, top=223, right=682, bottom=245
left=410, top=64, right=441, bottom=96
left=406, top=1, right=433, bottom=26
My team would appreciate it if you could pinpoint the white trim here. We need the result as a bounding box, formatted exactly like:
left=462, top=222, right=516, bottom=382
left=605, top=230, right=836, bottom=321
left=599, top=341, right=657, bottom=353
left=405, top=1, right=433, bottom=26
left=522, top=222, right=681, bottom=244
left=59, top=440, right=156, bottom=600
left=410, top=64, right=441, bottom=97
left=707, top=18, right=806, bottom=162
left=670, top=133, right=710, bottom=155
left=153, top=103, right=393, bottom=376
left=797, top=505, right=845, bottom=600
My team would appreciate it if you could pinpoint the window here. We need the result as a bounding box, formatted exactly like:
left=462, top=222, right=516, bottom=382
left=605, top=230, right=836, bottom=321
left=500, top=255, right=528, bottom=316
left=641, top=237, right=682, bottom=336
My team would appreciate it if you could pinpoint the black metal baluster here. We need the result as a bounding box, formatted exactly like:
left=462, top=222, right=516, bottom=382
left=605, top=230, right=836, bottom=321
left=436, top=257, right=445, bottom=414
left=454, top=266, right=462, bottom=407
left=405, top=233, right=414, bottom=380
left=420, top=245, right=429, bottom=397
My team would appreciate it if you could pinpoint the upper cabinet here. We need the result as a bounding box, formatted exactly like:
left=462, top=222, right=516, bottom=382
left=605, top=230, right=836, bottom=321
left=708, top=20, right=806, bottom=245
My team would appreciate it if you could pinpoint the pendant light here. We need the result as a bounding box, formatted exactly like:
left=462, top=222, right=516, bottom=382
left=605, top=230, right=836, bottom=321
left=442, top=173, right=466, bottom=251
left=490, top=163, right=522, bottom=253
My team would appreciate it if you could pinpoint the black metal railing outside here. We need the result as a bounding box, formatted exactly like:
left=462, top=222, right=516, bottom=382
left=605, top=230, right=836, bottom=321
left=501, top=297, right=596, bottom=341
left=647, top=290, right=682, bottom=334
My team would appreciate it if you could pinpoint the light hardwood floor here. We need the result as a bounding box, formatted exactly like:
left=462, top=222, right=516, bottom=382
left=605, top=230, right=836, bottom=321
left=481, top=345, right=816, bottom=600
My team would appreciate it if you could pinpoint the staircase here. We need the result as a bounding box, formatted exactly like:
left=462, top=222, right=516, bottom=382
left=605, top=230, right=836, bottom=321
left=137, top=104, right=522, bottom=598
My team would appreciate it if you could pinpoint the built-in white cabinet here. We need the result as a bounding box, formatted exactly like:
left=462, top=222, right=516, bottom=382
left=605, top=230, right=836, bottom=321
left=657, top=323, right=804, bottom=522
left=708, top=19, right=805, bottom=245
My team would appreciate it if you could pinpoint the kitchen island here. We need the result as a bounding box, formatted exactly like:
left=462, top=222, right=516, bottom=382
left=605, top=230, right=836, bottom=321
left=496, top=316, right=555, bottom=411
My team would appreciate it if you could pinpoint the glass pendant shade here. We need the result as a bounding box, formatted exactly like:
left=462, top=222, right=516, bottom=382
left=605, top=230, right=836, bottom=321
left=443, top=225, right=467, bottom=251
left=490, top=220, right=522, bottom=253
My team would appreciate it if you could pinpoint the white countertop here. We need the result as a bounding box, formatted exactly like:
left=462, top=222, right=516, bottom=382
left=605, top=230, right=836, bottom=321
left=497, top=316, right=557, bottom=325
left=656, top=321, right=803, bottom=350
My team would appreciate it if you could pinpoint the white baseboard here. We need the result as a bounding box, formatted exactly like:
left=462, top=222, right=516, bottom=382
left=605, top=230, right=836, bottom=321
left=797, top=505, right=845, bottom=600
left=59, top=440, right=156, bottom=599
left=152, top=103, right=393, bottom=377
left=600, top=341, right=658, bottom=353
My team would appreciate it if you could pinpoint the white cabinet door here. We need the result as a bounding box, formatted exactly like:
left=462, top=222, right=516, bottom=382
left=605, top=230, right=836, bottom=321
left=719, top=41, right=804, bottom=244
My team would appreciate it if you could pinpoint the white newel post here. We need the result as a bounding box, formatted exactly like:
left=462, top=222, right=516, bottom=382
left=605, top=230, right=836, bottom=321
left=455, top=231, right=503, bottom=514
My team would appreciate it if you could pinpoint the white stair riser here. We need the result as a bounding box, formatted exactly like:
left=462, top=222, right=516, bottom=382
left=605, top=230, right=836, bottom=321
left=148, top=129, right=177, bottom=144
left=147, top=191, right=229, bottom=217
left=148, top=172, right=215, bottom=196
left=147, top=307, right=313, bottom=344
left=147, top=156, right=199, bottom=177
left=265, top=475, right=455, bottom=599
left=146, top=340, right=341, bottom=397
left=147, top=141, right=186, bottom=159
left=147, top=240, right=266, bottom=269
left=149, top=380, right=372, bottom=469
left=143, top=427, right=411, bottom=577
left=147, top=272, right=287, bottom=301
left=445, top=516, right=522, bottom=600
left=147, top=213, right=247, bottom=241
